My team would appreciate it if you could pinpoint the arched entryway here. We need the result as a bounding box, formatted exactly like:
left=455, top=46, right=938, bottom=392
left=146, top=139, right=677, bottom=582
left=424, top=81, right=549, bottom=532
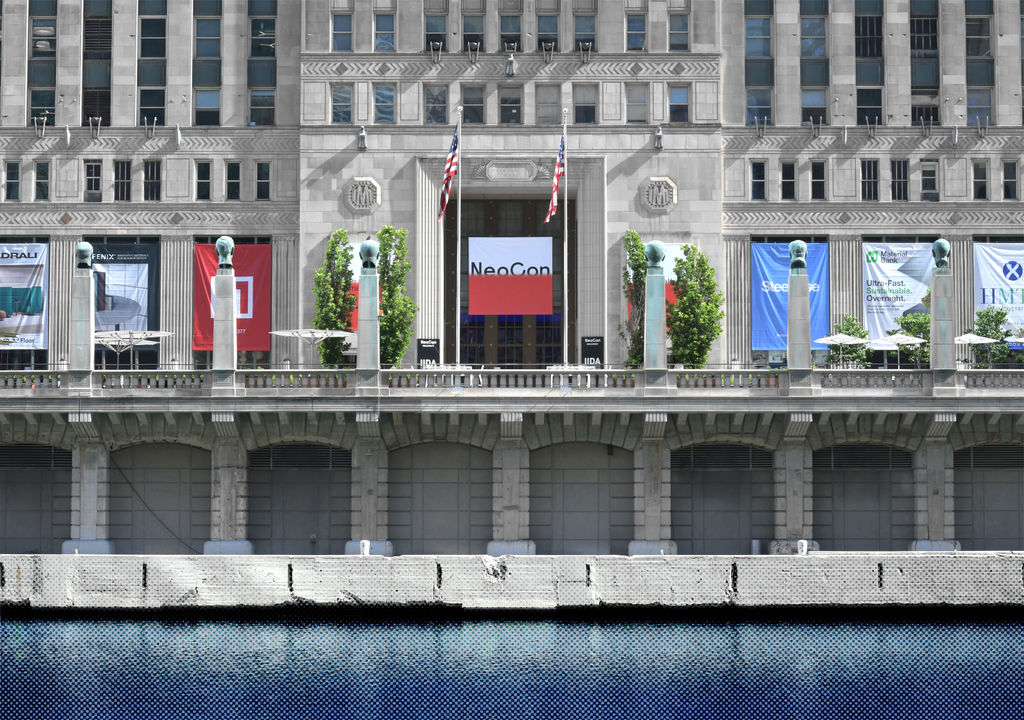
left=812, top=444, right=914, bottom=551
left=0, top=444, right=71, bottom=553
left=671, top=444, right=773, bottom=554
left=247, top=444, right=352, bottom=554
left=107, top=443, right=210, bottom=554
left=529, top=443, right=633, bottom=555
left=954, top=444, right=1024, bottom=550
left=388, top=443, right=492, bottom=555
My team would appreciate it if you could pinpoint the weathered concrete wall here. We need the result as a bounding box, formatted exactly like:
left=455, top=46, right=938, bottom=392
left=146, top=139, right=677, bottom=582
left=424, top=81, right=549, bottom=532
left=2, top=553, right=1023, bottom=611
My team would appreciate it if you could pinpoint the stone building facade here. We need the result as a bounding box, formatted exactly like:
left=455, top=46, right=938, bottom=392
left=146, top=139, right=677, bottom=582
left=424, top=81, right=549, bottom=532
left=2, top=0, right=1024, bottom=557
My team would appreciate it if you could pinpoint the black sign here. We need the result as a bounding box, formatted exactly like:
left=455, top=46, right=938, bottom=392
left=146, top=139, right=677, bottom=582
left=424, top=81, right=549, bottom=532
left=582, top=336, right=604, bottom=367
left=418, top=338, right=440, bottom=367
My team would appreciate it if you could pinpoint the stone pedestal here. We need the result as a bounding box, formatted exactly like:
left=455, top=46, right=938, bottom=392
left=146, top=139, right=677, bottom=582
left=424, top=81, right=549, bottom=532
left=347, top=435, right=393, bottom=556
left=787, top=271, right=810, bottom=370
left=930, top=268, right=954, bottom=371
left=212, top=268, right=237, bottom=391
left=487, top=435, right=536, bottom=556
left=769, top=438, right=815, bottom=555
left=910, top=436, right=958, bottom=551
left=644, top=252, right=667, bottom=370
left=63, top=442, right=113, bottom=554
left=628, top=427, right=676, bottom=556
left=356, top=268, right=379, bottom=388
left=69, top=266, right=95, bottom=392
left=203, top=434, right=253, bottom=555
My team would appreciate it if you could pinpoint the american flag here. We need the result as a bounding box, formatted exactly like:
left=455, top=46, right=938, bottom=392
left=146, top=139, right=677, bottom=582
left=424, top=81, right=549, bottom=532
left=437, top=125, right=459, bottom=222
left=544, top=132, right=565, bottom=223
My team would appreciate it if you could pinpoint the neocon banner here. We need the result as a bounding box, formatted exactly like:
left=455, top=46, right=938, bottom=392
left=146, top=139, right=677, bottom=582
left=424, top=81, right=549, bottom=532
left=974, top=243, right=1024, bottom=328
left=0, top=243, right=48, bottom=349
left=92, top=244, right=160, bottom=333
left=862, top=243, right=934, bottom=338
left=192, top=244, right=272, bottom=351
left=468, top=237, right=553, bottom=315
left=751, top=243, right=830, bottom=351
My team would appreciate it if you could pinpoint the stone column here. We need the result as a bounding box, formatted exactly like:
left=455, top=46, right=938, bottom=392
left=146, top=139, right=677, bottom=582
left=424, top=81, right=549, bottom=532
left=212, top=237, right=237, bottom=392
left=787, top=241, right=811, bottom=396
left=910, top=414, right=959, bottom=551
left=769, top=414, right=818, bottom=554
left=628, top=413, right=676, bottom=555
left=356, top=240, right=380, bottom=388
left=644, top=241, right=667, bottom=371
left=930, top=239, right=955, bottom=393
left=69, top=242, right=94, bottom=392
left=159, top=236, right=194, bottom=369
left=62, top=415, right=112, bottom=554
left=487, top=413, right=535, bottom=556
left=203, top=413, right=252, bottom=554
left=346, top=412, right=393, bottom=555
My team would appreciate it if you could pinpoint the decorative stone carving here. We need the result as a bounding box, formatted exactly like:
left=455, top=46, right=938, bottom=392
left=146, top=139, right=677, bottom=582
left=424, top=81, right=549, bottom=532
left=75, top=241, right=93, bottom=269
left=483, top=160, right=539, bottom=183
left=215, top=236, right=234, bottom=269
left=640, top=177, right=677, bottom=212
left=346, top=177, right=382, bottom=212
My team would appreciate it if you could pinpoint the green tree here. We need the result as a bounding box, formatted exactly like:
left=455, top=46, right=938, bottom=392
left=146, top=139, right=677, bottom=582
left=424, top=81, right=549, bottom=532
left=312, top=228, right=357, bottom=367
left=825, top=314, right=869, bottom=368
left=376, top=225, right=418, bottom=366
left=969, top=306, right=1009, bottom=368
left=617, top=230, right=647, bottom=368
left=667, top=245, right=724, bottom=368
left=890, top=313, right=930, bottom=367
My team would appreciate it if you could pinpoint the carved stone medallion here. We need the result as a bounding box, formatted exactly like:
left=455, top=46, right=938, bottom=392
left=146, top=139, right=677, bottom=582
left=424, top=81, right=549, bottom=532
left=346, top=177, right=382, bottom=212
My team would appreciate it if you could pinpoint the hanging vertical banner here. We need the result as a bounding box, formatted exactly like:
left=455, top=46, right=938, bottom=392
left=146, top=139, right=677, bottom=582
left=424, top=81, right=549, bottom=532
left=92, top=244, right=160, bottom=333
left=750, top=243, right=830, bottom=350
left=862, top=243, right=934, bottom=338
left=0, top=243, right=48, bottom=349
left=468, top=237, right=553, bottom=315
left=974, top=242, right=1024, bottom=328
left=192, top=244, right=272, bottom=351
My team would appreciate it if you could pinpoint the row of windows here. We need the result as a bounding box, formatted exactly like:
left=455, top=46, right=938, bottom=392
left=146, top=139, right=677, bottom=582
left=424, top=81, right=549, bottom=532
left=332, top=83, right=690, bottom=126
left=332, top=11, right=689, bottom=54
left=0, top=160, right=272, bottom=203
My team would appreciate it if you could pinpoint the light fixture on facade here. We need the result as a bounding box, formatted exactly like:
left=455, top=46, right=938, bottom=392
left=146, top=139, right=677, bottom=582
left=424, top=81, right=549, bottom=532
left=542, top=41, right=554, bottom=63
left=357, top=125, right=368, bottom=151
left=467, top=41, right=480, bottom=63
left=578, top=41, right=591, bottom=63
left=88, top=116, right=102, bottom=139
left=33, top=115, right=48, bottom=139
left=654, top=125, right=663, bottom=150
left=505, top=52, right=517, bottom=77
left=430, top=40, right=443, bottom=63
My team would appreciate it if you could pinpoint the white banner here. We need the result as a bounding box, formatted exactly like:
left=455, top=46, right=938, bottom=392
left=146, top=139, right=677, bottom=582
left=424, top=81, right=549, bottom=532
left=0, top=243, right=48, bottom=349
left=468, top=237, right=552, bottom=274
left=862, top=243, right=934, bottom=339
left=974, top=242, right=1024, bottom=329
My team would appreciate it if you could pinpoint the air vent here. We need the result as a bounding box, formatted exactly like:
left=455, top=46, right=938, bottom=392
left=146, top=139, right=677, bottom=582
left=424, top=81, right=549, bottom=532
left=954, top=444, right=1024, bottom=469
left=672, top=445, right=773, bottom=470
left=248, top=445, right=351, bottom=469
left=814, top=445, right=913, bottom=469
left=0, top=444, right=71, bottom=469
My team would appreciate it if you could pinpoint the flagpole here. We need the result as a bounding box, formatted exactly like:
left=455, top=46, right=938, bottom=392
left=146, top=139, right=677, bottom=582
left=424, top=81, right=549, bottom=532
left=561, top=108, right=569, bottom=366
left=455, top=106, right=463, bottom=367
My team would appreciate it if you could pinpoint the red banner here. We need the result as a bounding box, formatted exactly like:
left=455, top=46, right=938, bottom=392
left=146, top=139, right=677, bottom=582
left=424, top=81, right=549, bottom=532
left=468, top=237, right=553, bottom=315
left=192, top=244, right=272, bottom=351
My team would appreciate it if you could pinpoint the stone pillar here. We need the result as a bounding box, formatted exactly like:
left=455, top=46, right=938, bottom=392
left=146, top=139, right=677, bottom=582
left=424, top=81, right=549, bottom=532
left=930, top=240, right=955, bottom=395
left=644, top=241, right=667, bottom=369
left=158, top=236, right=194, bottom=369
left=628, top=413, right=676, bottom=555
left=63, top=419, right=113, bottom=554
left=69, top=242, right=94, bottom=391
left=356, top=241, right=380, bottom=388
left=203, top=413, right=252, bottom=554
left=769, top=414, right=818, bottom=554
left=346, top=412, right=393, bottom=555
left=787, top=274, right=810, bottom=370
left=212, top=268, right=237, bottom=371
left=487, top=413, right=535, bottom=555
left=910, top=415, right=959, bottom=551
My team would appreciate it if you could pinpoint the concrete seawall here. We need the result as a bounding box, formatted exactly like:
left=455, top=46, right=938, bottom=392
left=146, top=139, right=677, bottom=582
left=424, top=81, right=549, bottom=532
left=2, top=553, right=1024, bottom=611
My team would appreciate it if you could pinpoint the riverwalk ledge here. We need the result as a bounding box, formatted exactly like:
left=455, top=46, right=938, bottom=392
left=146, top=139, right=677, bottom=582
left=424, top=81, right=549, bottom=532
left=1, top=553, right=1023, bottom=611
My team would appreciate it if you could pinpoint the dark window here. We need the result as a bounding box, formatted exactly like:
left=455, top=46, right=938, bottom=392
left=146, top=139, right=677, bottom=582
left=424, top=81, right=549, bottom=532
left=332, top=85, right=352, bottom=123
left=1005, top=161, right=1018, bottom=200
left=538, top=15, right=558, bottom=52
left=139, top=89, right=164, bottom=126
left=85, top=160, right=102, bottom=201
left=143, top=160, right=160, bottom=201
left=462, top=85, right=484, bottom=123
left=669, top=86, right=689, bottom=123
left=464, top=15, right=484, bottom=52
left=855, top=15, right=882, bottom=58
left=973, top=160, right=988, bottom=200
left=226, top=161, right=240, bottom=200
left=746, top=88, right=771, bottom=125
left=746, top=16, right=771, bottom=57
left=857, top=88, right=882, bottom=125
left=5, top=162, right=19, bottom=201
left=501, top=15, right=521, bottom=51
left=536, top=85, right=561, bottom=125
left=375, top=13, right=394, bottom=52
left=500, top=86, right=522, bottom=124
left=574, top=14, right=595, bottom=52
left=195, top=89, right=220, bottom=125
left=374, top=85, right=394, bottom=124
left=921, top=160, right=938, bottom=201
left=669, top=14, right=689, bottom=51
left=114, top=160, right=131, bottom=201
left=140, top=18, right=166, bottom=57
left=425, top=86, right=447, bottom=124
left=626, top=14, right=646, bottom=51
left=802, top=88, right=826, bottom=123
left=751, top=161, right=766, bottom=200
left=250, top=18, right=275, bottom=58
left=781, top=161, right=795, bottom=200
left=811, top=161, right=826, bottom=200
left=425, top=14, right=446, bottom=52
left=196, top=161, right=211, bottom=201
left=891, top=159, right=908, bottom=201
left=573, top=85, right=596, bottom=124
left=35, top=162, right=49, bottom=201
left=861, top=159, right=879, bottom=200
left=249, top=89, right=274, bottom=126
left=256, top=161, right=270, bottom=200
left=332, top=14, right=352, bottom=51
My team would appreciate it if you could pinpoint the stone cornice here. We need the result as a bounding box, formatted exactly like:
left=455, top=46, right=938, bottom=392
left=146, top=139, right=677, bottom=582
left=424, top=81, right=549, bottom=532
left=722, top=204, right=1024, bottom=232
left=723, top=128, right=1024, bottom=154
left=0, top=206, right=299, bottom=233
left=0, top=130, right=299, bottom=155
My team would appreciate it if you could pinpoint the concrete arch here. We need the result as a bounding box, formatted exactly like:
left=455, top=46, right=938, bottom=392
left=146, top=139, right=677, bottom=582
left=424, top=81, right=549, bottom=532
left=807, top=414, right=925, bottom=453
left=949, top=416, right=1024, bottom=451
left=952, top=442, right=1024, bottom=551
left=106, top=436, right=213, bottom=454
left=0, top=415, right=76, bottom=451
left=387, top=442, right=492, bottom=555
left=382, top=414, right=499, bottom=452
left=240, top=413, right=358, bottom=452
left=667, top=428, right=779, bottom=454
left=524, top=414, right=645, bottom=452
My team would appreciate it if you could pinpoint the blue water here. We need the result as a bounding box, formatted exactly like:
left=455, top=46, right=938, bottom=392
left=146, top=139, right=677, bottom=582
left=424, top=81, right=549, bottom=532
left=2, top=617, right=1023, bottom=719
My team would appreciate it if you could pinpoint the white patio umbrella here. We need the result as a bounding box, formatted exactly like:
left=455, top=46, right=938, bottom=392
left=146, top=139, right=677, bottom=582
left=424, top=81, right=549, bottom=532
left=815, top=333, right=869, bottom=364
left=270, top=329, right=357, bottom=366
left=956, top=332, right=1000, bottom=368
left=867, top=338, right=898, bottom=369
left=94, top=330, right=172, bottom=369
left=884, top=332, right=926, bottom=370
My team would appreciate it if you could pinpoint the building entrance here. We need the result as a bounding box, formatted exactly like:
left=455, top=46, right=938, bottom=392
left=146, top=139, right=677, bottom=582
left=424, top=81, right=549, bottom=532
left=444, top=199, right=576, bottom=366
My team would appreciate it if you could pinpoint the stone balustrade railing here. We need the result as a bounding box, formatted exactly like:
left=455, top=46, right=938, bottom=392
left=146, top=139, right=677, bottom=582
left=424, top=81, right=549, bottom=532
left=1, top=367, right=1021, bottom=400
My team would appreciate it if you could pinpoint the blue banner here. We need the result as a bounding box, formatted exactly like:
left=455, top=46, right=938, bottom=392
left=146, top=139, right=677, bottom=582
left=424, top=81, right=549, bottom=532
left=751, top=243, right=830, bottom=351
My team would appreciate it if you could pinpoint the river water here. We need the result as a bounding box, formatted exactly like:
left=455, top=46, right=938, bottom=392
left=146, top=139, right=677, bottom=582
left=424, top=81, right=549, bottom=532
left=2, top=617, right=1023, bottom=719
